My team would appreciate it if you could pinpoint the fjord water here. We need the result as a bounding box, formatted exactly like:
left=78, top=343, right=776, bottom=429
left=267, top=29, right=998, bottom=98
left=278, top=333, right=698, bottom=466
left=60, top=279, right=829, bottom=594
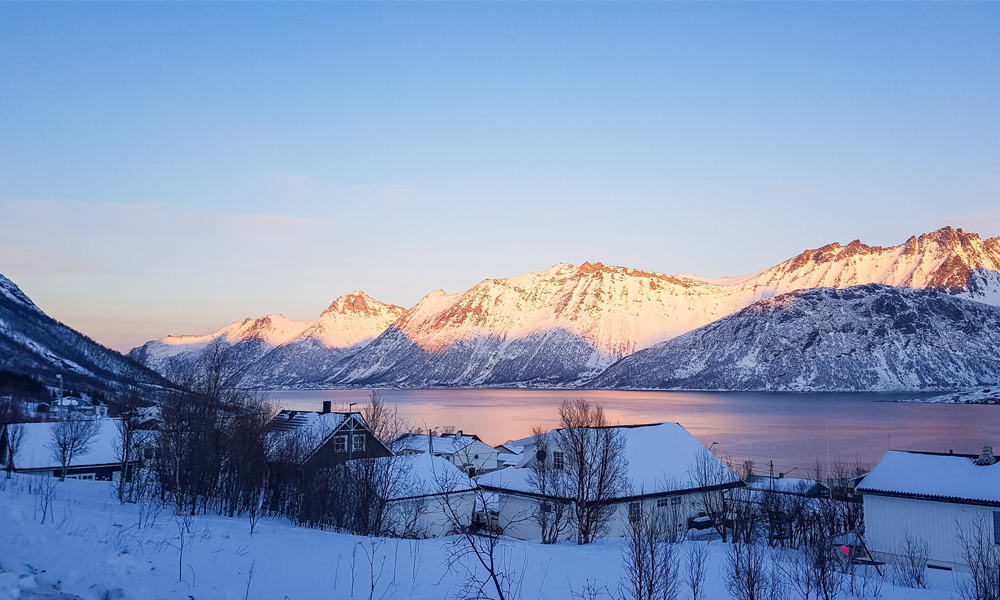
left=267, top=389, right=997, bottom=473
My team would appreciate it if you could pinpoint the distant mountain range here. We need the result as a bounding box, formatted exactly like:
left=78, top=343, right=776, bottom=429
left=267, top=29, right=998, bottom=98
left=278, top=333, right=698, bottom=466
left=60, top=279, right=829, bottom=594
left=0, top=273, right=166, bottom=392
left=125, top=226, right=1000, bottom=392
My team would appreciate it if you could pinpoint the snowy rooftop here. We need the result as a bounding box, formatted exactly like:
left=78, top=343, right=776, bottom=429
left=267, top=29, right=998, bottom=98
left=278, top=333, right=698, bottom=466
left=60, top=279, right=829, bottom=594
left=8, top=419, right=120, bottom=470
left=267, top=411, right=361, bottom=455
left=394, top=433, right=479, bottom=456
left=747, top=476, right=823, bottom=494
left=857, top=450, right=1000, bottom=505
left=389, top=453, right=474, bottom=500
left=478, top=422, right=740, bottom=498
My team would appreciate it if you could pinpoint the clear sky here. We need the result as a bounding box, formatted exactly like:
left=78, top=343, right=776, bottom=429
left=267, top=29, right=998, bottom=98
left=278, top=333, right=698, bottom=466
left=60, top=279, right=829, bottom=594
left=1, top=2, right=999, bottom=352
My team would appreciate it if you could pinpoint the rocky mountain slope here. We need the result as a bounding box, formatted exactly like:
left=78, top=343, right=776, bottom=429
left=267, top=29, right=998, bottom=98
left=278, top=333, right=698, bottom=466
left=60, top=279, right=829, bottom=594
left=331, top=227, right=1000, bottom=388
left=133, top=226, right=1000, bottom=390
left=590, top=285, right=1000, bottom=392
left=0, top=273, right=166, bottom=391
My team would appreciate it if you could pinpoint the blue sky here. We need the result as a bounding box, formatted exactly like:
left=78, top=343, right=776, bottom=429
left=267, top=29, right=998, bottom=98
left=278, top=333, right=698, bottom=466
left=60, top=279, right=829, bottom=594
left=1, top=2, right=999, bottom=350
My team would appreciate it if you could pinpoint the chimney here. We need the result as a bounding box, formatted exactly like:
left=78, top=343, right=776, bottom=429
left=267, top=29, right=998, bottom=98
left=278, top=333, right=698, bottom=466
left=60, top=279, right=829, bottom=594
left=455, top=430, right=463, bottom=441
left=975, top=445, right=996, bottom=466
left=322, top=401, right=332, bottom=414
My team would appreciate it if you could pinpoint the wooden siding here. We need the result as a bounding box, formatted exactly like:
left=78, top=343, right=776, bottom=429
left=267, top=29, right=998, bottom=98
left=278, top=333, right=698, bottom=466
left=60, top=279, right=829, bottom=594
left=864, top=494, right=996, bottom=571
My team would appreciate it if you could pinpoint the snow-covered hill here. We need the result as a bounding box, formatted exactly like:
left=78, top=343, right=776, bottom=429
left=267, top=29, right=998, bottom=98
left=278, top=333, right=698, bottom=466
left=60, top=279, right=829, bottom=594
left=591, top=285, right=1000, bottom=392
left=0, top=273, right=166, bottom=391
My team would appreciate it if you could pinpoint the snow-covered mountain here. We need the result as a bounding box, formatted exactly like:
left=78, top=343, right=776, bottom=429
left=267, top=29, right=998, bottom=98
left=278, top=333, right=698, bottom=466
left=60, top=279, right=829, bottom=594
left=330, top=227, right=1000, bottom=388
left=0, top=272, right=166, bottom=391
left=240, top=292, right=406, bottom=389
left=590, top=284, right=1000, bottom=392
left=135, top=291, right=405, bottom=387
left=133, top=314, right=312, bottom=382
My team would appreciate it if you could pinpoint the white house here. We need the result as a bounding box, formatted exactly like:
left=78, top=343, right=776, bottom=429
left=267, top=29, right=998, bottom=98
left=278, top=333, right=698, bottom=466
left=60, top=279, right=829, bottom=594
left=857, top=447, right=1000, bottom=571
left=476, top=422, right=743, bottom=541
left=383, top=453, right=477, bottom=537
left=0, top=419, right=125, bottom=480
left=394, top=431, right=499, bottom=476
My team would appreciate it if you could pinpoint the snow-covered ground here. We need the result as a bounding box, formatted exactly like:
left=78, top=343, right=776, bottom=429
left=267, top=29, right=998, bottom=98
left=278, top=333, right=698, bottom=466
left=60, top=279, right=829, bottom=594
left=0, top=475, right=964, bottom=600
left=893, top=388, right=1000, bottom=404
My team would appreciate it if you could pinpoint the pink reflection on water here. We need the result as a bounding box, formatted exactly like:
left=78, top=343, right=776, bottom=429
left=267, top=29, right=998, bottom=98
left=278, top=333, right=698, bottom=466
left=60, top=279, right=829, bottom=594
left=266, top=389, right=1000, bottom=474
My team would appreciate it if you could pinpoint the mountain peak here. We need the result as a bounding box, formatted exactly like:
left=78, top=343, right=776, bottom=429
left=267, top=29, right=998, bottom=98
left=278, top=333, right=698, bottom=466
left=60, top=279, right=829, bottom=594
left=0, top=272, right=41, bottom=313
left=321, top=290, right=403, bottom=317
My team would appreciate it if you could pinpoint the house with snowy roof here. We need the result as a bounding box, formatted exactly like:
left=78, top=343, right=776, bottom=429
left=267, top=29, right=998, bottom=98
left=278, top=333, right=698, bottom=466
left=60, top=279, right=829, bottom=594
left=267, top=405, right=393, bottom=469
left=382, top=452, right=478, bottom=537
left=394, top=430, right=499, bottom=477
left=0, top=419, right=131, bottom=480
left=857, top=446, right=1000, bottom=571
left=476, top=422, right=742, bottom=541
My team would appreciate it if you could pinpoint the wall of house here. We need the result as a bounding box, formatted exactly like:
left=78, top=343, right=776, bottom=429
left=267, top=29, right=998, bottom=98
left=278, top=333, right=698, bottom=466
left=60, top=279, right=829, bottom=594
left=385, top=491, right=477, bottom=538
left=864, top=494, right=996, bottom=571
left=450, top=441, right=499, bottom=476
left=306, top=430, right=392, bottom=471
left=493, top=493, right=698, bottom=542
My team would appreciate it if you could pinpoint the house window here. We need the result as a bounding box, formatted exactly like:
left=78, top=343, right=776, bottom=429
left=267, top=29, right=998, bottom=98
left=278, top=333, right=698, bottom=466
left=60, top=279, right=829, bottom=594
left=353, top=435, right=365, bottom=452
left=657, top=497, right=681, bottom=508
left=553, top=450, right=564, bottom=470
left=628, top=502, right=641, bottom=523
left=334, top=435, right=347, bottom=453
left=540, top=501, right=552, bottom=514
left=994, top=512, right=1000, bottom=545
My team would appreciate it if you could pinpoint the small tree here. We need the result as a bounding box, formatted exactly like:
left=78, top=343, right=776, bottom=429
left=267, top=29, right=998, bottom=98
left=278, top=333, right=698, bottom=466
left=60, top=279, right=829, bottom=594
left=48, top=416, right=100, bottom=481
left=957, top=515, right=1000, bottom=600
left=725, top=531, right=785, bottom=600
left=685, top=542, right=709, bottom=600
left=691, top=448, right=734, bottom=542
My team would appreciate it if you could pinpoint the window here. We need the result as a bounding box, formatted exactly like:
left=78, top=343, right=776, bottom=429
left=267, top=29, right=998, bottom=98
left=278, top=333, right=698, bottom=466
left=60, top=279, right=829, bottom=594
left=553, top=450, right=564, bottom=471
left=333, top=435, right=347, bottom=453
left=540, top=501, right=552, bottom=514
left=352, top=435, right=365, bottom=452
left=994, top=512, right=1000, bottom=545
left=628, top=502, right=641, bottom=523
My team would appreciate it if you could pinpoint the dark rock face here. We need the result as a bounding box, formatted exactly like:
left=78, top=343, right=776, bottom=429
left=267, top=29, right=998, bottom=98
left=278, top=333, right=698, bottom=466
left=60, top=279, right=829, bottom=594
left=591, top=285, right=1000, bottom=392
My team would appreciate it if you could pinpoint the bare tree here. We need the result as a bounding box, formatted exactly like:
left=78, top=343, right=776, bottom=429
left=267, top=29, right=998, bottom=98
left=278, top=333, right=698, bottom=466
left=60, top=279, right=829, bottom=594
left=4, top=422, right=23, bottom=478
left=109, top=358, right=153, bottom=502
left=558, top=398, right=629, bottom=545
left=620, top=496, right=681, bottom=600
left=362, top=391, right=408, bottom=452
left=49, top=415, right=100, bottom=481
left=526, top=425, right=570, bottom=544
left=438, top=468, right=528, bottom=600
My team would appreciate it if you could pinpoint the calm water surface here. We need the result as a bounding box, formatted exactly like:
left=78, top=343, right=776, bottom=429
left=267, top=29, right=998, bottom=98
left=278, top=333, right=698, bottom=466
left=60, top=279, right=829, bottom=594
left=265, top=389, right=998, bottom=474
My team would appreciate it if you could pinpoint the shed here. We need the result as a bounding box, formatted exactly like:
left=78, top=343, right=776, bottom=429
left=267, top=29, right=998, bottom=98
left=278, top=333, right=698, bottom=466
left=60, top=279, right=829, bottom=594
left=857, top=447, right=1000, bottom=571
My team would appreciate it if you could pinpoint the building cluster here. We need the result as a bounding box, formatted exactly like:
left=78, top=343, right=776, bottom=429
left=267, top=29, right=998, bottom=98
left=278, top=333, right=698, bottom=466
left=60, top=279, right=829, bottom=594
left=2, top=400, right=998, bottom=574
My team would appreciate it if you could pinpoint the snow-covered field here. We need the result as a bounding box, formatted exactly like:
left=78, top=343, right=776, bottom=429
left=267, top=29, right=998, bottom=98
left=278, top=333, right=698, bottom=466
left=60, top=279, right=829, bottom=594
left=0, top=475, right=964, bottom=600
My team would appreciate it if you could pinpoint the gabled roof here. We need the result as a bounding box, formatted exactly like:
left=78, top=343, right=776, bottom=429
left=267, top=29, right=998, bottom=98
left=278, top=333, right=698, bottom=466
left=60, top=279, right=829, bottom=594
left=394, top=432, right=490, bottom=457
left=5, top=419, right=121, bottom=471
left=857, top=450, right=1000, bottom=506
left=386, top=453, right=475, bottom=501
left=478, top=422, right=741, bottom=501
left=267, top=411, right=384, bottom=461
left=747, top=476, right=826, bottom=495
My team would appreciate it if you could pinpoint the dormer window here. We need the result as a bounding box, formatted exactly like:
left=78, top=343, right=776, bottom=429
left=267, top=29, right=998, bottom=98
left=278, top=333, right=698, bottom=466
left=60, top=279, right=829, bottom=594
left=334, top=435, right=347, bottom=452
left=353, top=435, right=365, bottom=452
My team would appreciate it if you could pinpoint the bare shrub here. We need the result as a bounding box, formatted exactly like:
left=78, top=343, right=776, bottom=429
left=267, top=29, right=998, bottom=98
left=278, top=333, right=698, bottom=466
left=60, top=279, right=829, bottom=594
left=957, top=515, right=1000, bottom=600
left=685, top=542, right=709, bottom=600
left=620, top=497, right=681, bottom=600
left=725, top=533, right=786, bottom=600
left=890, top=534, right=928, bottom=589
